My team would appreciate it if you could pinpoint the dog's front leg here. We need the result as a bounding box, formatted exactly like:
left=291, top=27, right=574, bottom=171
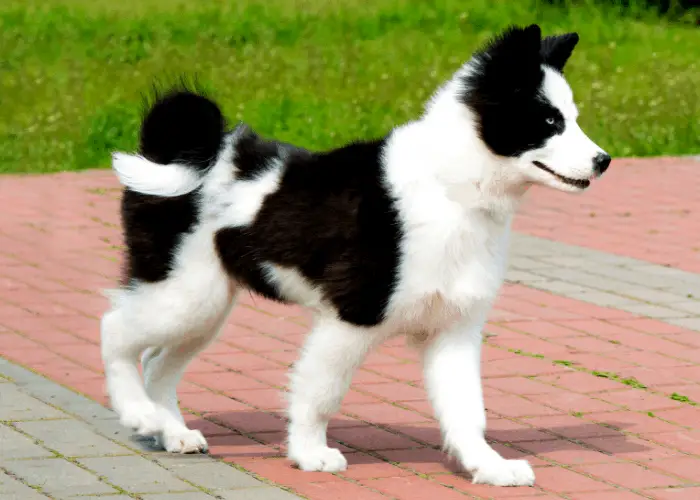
left=422, top=314, right=535, bottom=486
left=287, top=317, right=380, bottom=472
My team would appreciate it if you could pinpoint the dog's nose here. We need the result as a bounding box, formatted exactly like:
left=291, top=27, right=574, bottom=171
left=594, top=153, right=611, bottom=175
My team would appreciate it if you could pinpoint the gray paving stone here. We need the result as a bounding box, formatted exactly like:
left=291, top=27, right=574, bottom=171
left=505, top=270, right=549, bottom=283
left=531, top=267, right=590, bottom=282
left=71, top=497, right=132, bottom=500
left=534, top=256, right=589, bottom=268
left=585, top=253, right=641, bottom=266
left=0, top=470, right=49, bottom=499
left=568, top=291, right=641, bottom=307
left=616, top=288, right=691, bottom=304
left=141, top=493, right=215, bottom=500
left=217, top=487, right=302, bottom=500
left=617, top=303, right=691, bottom=319
left=508, top=232, right=700, bottom=331
left=0, top=360, right=303, bottom=499
left=665, top=317, right=700, bottom=331
left=596, top=268, right=679, bottom=289
left=165, top=461, right=263, bottom=490
left=0, top=359, right=39, bottom=383
left=0, top=425, right=54, bottom=461
left=15, top=419, right=132, bottom=457
left=666, top=302, right=700, bottom=315
left=0, top=384, right=67, bottom=421
left=529, top=280, right=592, bottom=294
left=86, top=417, right=155, bottom=451
left=78, top=455, right=196, bottom=494
left=534, top=269, right=617, bottom=290
left=154, top=454, right=216, bottom=468
left=3, top=458, right=116, bottom=496
left=585, top=265, right=648, bottom=283
left=22, top=381, right=117, bottom=421
left=667, top=283, right=700, bottom=299
left=597, top=279, right=653, bottom=294
left=507, top=256, right=553, bottom=269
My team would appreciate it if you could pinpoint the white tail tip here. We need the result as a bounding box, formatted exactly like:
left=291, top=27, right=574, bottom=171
left=111, top=152, right=203, bottom=197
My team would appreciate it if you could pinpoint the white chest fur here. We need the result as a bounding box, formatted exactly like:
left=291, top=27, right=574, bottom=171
left=387, top=198, right=512, bottom=338
left=382, top=119, right=518, bottom=339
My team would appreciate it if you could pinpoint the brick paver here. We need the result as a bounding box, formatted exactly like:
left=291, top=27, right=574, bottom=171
left=515, top=157, right=700, bottom=272
left=1, top=159, right=700, bottom=499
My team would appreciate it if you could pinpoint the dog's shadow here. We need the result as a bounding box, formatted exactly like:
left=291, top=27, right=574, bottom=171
left=134, top=410, right=651, bottom=469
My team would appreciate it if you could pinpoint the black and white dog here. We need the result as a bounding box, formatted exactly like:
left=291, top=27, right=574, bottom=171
left=101, top=24, right=610, bottom=486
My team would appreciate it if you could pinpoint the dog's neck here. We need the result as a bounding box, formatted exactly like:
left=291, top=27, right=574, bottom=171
left=386, top=75, right=529, bottom=218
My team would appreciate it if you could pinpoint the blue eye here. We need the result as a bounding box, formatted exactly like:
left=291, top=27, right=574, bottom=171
left=546, top=117, right=556, bottom=125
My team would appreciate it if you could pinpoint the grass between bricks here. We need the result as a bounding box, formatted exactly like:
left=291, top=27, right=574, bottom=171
left=1, top=0, right=699, bottom=174
left=495, top=345, right=700, bottom=408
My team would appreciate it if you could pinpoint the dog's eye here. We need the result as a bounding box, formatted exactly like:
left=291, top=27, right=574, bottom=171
left=545, top=117, right=556, bottom=125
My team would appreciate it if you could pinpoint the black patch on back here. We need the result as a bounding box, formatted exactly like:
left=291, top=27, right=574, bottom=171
left=461, top=25, right=577, bottom=157
left=232, top=125, right=306, bottom=180
left=121, top=86, right=225, bottom=285
left=216, top=135, right=401, bottom=327
left=215, top=227, right=285, bottom=303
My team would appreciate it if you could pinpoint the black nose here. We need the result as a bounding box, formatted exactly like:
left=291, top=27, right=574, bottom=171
left=594, top=153, right=611, bottom=175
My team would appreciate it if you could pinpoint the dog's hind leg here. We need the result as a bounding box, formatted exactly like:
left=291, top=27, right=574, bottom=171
left=101, top=224, right=235, bottom=451
left=287, top=317, right=382, bottom=472
left=101, top=306, right=163, bottom=436
left=142, top=303, right=233, bottom=453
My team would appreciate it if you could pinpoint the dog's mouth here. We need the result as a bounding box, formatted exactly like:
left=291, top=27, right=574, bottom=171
left=532, top=161, right=590, bottom=189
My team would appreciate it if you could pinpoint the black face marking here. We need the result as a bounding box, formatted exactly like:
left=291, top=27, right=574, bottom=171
left=215, top=136, right=401, bottom=327
left=461, top=25, right=579, bottom=158
left=121, top=86, right=225, bottom=284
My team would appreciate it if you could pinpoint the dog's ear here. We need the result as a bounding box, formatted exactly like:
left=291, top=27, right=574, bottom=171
left=480, top=24, right=542, bottom=66
left=540, top=33, right=579, bottom=72
left=472, top=24, right=543, bottom=96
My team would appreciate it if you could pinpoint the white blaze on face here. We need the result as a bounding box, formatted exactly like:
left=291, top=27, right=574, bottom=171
left=529, top=67, right=607, bottom=185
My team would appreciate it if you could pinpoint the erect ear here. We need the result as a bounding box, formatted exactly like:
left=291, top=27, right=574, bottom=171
left=481, top=24, right=542, bottom=66
left=472, top=24, right=543, bottom=96
left=540, top=33, right=579, bottom=72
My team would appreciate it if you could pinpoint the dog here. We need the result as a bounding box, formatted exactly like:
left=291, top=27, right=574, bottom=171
left=101, top=24, right=610, bottom=487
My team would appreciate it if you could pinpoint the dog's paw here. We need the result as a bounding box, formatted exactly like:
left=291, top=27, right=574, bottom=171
left=119, top=402, right=162, bottom=436
left=472, top=459, right=535, bottom=487
left=289, top=446, right=348, bottom=472
left=158, top=428, right=209, bottom=454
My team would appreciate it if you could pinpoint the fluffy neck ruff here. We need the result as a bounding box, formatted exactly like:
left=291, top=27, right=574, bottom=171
left=387, top=65, right=531, bottom=218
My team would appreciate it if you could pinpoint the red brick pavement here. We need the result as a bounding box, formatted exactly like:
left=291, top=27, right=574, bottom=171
left=515, top=157, right=700, bottom=272
left=1, top=161, right=700, bottom=499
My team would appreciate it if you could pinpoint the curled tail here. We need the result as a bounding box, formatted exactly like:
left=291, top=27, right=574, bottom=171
left=112, top=88, right=226, bottom=197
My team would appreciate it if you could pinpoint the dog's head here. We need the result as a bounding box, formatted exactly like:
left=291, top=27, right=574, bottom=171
left=461, top=24, right=610, bottom=192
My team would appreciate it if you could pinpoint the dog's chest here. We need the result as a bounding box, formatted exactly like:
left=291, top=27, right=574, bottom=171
left=389, top=208, right=511, bottom=332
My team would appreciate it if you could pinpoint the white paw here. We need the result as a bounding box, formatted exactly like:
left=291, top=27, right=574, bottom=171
left=472, top=459, right=535, bottom=487
left=289, top=446, right=348, bottom=472
left=119, top=402, right=162, bottom=436
left=158, top=428, right=209, bottom=454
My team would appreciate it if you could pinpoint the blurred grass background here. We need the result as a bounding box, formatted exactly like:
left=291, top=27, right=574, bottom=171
left=0, top=0, right=698, bottom=174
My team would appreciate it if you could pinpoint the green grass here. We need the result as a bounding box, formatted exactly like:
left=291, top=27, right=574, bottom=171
left=592, top=370, right=647, bottom=389
left=1, top=0, right=698, bottom=174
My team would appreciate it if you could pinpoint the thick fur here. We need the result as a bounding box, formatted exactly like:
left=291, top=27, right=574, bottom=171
left=101, top=25, right=610, bottom=485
